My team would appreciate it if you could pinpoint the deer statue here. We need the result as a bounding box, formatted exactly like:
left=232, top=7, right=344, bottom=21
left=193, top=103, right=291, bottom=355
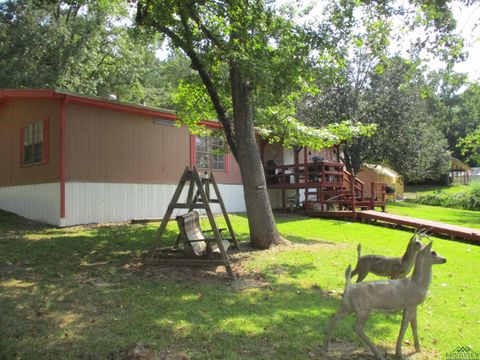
left=324, top=242, right=446, bottom=359
left=351, top=228, right=429, bottom=282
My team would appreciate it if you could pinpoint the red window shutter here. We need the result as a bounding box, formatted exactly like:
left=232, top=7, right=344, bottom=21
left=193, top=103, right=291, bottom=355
left=190, top=134, right=196, bottom=169
left=225, top=153, right=230, bottom=173
left=43, top=118, right=49, bottom=163
left=20, top=127, right=24, bottom=165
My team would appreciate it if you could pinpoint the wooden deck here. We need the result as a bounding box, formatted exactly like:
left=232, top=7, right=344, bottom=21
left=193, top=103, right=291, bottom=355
left=265, top=161, right=387, bottom=212
left=358, top=210, right=480, bottom=242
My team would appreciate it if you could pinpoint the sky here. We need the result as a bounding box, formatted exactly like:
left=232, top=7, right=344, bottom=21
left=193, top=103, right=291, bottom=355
left=155, top=1, right=480, bottom=82
left=298, top=0, right=480, bottom=82
left=450, top=2, right=480, bottom=81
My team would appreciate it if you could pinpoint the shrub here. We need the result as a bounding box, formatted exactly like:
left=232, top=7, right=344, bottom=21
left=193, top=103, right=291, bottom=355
left=470, top=180, right=480, bottom=198
left=407, top=183, right=480, bottom=211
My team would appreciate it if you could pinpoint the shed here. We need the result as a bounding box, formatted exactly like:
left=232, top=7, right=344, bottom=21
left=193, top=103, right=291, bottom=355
left=358, top=164, right=404, bottom=200
left=450, top=157, right=471, bottom=185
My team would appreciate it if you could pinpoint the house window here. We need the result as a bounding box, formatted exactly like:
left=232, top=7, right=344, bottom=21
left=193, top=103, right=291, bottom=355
left=22, top=120, right=47, bottom=165
left=195, top=136, right=225, bottom=170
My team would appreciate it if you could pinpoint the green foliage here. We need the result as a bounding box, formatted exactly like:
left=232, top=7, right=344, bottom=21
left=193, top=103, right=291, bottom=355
left=470, top=180, right=480, bottom=198
left=258, top=119, right=377, bottom=150
left=434, top=81, right=480, bottom=164
left=0, top=0, right=183, bottom=108
left=295, top=0, right=470, bottom=181
left=406, top=182, right=480, bottom=211
left=136, top=0, right=376, bottom=152
left=300, top=55, right=451, bottom=182
left=457, top=126, right=480, bottom=166
left=405, top=183, right=469, bottom=196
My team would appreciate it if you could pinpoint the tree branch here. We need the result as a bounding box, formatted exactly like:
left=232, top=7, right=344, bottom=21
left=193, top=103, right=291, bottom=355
left=136, top=2, right=237, bottom=157
left=185, top=2, right=225, bottom=49
left=178, top=11, right=238, bottom=159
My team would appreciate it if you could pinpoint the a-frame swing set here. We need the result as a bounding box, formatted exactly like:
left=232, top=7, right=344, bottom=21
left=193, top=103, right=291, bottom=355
left=148, top=167, right=239, bottom=280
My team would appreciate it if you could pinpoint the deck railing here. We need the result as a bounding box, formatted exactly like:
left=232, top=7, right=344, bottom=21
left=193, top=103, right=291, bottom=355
left=370, top=181, right=387, bottom=209
left=344, top=170, right=365, bottom=201
left=264, top=161, right=387, bottom=213
left=265, top=161, right=345, bottom=186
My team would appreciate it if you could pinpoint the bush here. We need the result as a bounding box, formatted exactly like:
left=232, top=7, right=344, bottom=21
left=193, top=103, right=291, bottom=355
left=470, top=180, right=480, bottom=198
left=406, top=182, right=480, bottom=211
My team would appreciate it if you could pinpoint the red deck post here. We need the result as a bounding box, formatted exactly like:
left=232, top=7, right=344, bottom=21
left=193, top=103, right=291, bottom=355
left=304, top=147, right=309, bottom=184
left=371, top=182, right=375, bottom=210
left=350, top=171, right=356, bottom=218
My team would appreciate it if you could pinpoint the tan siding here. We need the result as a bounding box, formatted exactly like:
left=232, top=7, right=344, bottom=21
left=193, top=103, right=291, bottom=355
left=0, top=99, right=60, bottom=186
left=213, top=153, right=242, bottom=184
left=357, top=167, right=378, bottom=198
left=263, top=142, right=284, bottom=165
left=65, top=104, right=242, bottom=184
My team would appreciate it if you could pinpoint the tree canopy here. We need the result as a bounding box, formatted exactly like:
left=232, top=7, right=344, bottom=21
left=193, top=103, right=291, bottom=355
left=0, top=0, right=184, bottom=107
left=0, top=0, right=477, bottom=176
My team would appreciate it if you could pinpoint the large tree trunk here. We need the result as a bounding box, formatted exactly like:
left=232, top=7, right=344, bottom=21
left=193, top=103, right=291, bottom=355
left=343, top=143, right=362, bottom=174
left=230, top=63, right=289, bottom=249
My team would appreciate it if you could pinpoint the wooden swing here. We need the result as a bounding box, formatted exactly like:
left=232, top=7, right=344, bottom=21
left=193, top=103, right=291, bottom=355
left=148, top=167, right=239, bottom=280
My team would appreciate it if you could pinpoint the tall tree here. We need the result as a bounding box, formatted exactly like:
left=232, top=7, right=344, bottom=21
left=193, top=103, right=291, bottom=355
left=300, top=55, right=452, bottom=182
left=297, top=0, right=464, bottom=182
left=458, top=126, right=480, bottom=166
left=362, top=59, right=451, bottom=182
left=444, top=83, right=480, bottom=163
left=136, top=0, right=375, bottom=248
left=0, top=0, right=175, bottom=106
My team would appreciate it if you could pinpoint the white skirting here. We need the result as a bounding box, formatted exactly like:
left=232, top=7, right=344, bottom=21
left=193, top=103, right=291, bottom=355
left=63, top=182, right=246, bottom=227
left=0, top=181, right=246, bottom=227
left=0, top=182, right=61, bottom=225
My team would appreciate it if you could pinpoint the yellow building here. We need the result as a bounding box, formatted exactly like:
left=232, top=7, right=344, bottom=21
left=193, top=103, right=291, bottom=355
left=358, top=164, right=404, bottom=200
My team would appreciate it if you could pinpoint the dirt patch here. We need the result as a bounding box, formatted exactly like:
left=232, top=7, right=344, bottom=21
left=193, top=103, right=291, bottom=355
left=120, top=244, right=277, bottom=287
left=320, top=339, right=379, bottom=359
left=110, top=342, right=191, bottom=360
left=121, top=241, right=349, bottom=287
left=318, top=338, right=440, bottom=360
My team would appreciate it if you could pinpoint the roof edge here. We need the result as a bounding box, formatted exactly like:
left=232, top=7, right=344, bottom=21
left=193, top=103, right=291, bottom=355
left=0, top=88, right=223, bottom=129
left=0, top=88, right=176, bottom=120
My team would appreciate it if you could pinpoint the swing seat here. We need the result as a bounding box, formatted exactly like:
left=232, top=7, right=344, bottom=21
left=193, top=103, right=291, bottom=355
left=176, top=211, right=230, bottom=259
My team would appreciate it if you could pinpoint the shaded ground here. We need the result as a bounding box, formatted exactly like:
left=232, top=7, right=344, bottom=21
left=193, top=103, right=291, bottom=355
left=1, top=210, right=475, bottom=359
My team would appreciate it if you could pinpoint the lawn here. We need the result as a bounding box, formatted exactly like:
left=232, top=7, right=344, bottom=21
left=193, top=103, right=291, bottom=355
left=387, top=202, right=480, bottom=229
left=1, top=209, right=479, bottom=359
left=404, top=184, right=470, bottom=198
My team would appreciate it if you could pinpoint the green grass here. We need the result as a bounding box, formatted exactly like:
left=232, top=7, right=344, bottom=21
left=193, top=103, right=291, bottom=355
left=1, top=209, right=479, bottom=359
left=387, top=202, right=480, bottom=229
left=404, top=184, right=470, bottom=197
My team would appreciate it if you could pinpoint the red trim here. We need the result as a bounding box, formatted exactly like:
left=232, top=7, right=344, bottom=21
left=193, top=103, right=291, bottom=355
left=225, top=152, right=230, bottom=173
left=0, top=89, right=226, bottom=129
left=59, top=97, right=68, bottom=219
left=199, top=120, right=222, bottom=128
left=190, top=134, right=228, bottom=172
left=43, top=118, right=49, bottom=163
left=19, top=127, right=24, bottom=165
left=68, top=96, right=177, bottom=121
left=190, top=134, right=196, bottom=169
